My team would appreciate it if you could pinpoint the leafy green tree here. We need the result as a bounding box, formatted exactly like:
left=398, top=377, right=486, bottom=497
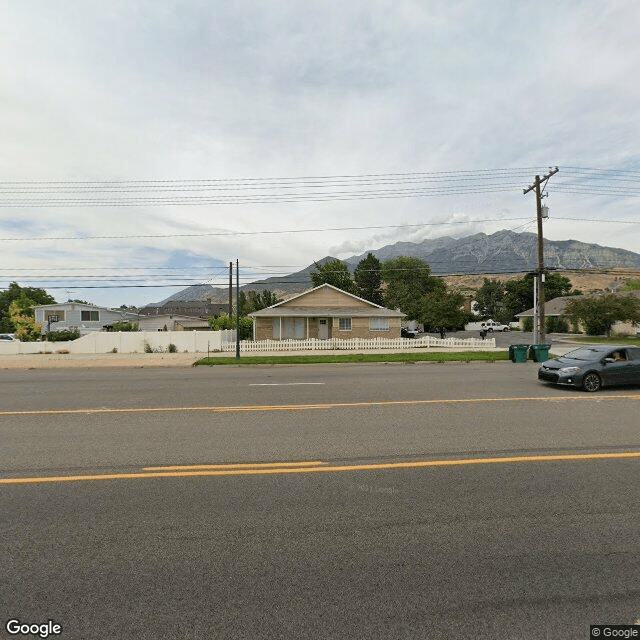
left=354, top=253, right=383, bottom=305
left=9, top=294, right=43, bottom=341
left=474, top=279, right=509, bottom=321
left=503, top=272, right=579, bottom=318
left=381, top=257, right=445, bottom=320
left=248, top=290, right=282, bottom=312
left=564, top=294, right=640, bottom=336
left=421, top=290, right=473, bottom=330
left=0, top=282, right=55, bottom=332
left=310, top=260, right=355, bottom=293
left=621, top=278, right=640, bottom=291
left=208, top=314, right=253, bottom=340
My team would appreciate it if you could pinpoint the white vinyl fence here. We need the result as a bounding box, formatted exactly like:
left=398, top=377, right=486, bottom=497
left=222, top=336, right=496, bottom=352
left=0, top=330, right=236, bottom=355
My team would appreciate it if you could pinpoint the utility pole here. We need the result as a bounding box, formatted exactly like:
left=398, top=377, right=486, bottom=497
left=235, top=259, right=240, bottom=360
left=524, top=167, right=558, bottom=344
left=228, top=262, right=233, bottom=317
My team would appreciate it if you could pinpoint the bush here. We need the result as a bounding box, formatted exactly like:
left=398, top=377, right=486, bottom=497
left=46, top=329, right=80, bottom=342
left=168, top=343, right=177, bottom=353
left=144, top=342, right=153, bottom=353
left=545, top=316, right=569, bottom=333
left=522, top=317, right=533, bottom=332
left=110, top=322, right=139, bottom=332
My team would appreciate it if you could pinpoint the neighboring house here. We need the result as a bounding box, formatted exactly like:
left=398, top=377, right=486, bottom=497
left=516, top=294, right=640, bottom=336
left=249, top=283, right=404, bottom=340
left=515, top=296, right=577, bottom=329
left=137, top=314, right=212, bottom=331
left=33, top=303, right=140, bottom=336
left=138, top=301, right=229, bottom=318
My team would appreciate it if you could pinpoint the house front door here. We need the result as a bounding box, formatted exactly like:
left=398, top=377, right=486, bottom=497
left=318, top=318, right=329, bottom=340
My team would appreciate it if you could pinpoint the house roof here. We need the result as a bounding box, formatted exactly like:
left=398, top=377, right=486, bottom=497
left=250, top=306, right=403, bottom=318
left=249, top=283, right=404, bottom=318
left=33, top=302, right=139, bottom=318
left=516, top=296, right=576, bottom=317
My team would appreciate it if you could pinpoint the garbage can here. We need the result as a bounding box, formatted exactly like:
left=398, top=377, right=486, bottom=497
left=529, top=344, right=551, bottom=362
left=509, top=344, right=530, bottom=363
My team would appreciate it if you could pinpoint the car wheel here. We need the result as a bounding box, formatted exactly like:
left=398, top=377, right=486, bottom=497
left=582, top=372, right=602, bottom=392
left=488, top=328, right=493, bottom=333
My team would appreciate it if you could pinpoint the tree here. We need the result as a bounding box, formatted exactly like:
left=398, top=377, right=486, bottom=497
left=208, top=314, right=253, bottom=340
left=503, top=272, right=580, bottom=319
left=0, top=282, right=55, bottom=332
left=381, top=257, right=445, bottom=320
left=354, top=253, right=383, bottom=305
left=248, top=290, right=282, bottom=312
left=9, top=294, right=43, bottom=341
left=564, top=294, right=640, bottom=336
left=474, top=279, right=509, bottom=321
left=237, top=290, right=282, bottom=316
left=421, top=290, right=473, bottom=330
left=310, top=260, right=355, bottom=293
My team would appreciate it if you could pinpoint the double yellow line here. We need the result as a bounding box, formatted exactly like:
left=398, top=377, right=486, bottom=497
left=2, top=452, right=640, bottom=485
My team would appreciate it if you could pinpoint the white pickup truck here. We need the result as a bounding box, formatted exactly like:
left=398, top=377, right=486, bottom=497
left=479, top=320, right=511, bottom=332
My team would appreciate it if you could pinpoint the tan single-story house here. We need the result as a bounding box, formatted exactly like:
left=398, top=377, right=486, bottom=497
left=249, top=283, right=405, bottom=340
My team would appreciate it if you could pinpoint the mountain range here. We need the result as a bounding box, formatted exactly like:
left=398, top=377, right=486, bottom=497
left=150, top=230, right=640, bottom=305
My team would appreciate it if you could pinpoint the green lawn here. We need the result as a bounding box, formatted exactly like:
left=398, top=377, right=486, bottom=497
left=573, top=336, right=640, bottom=345
left=195, top=351, right=509, bottom=366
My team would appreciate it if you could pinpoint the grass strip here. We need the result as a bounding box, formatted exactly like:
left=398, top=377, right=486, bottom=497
left=572, top=336, right=640, bottom=345
left=194, top=351, right=509, bottom=366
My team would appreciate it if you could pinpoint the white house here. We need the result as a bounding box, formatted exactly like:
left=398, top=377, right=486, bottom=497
left=33, top=303, right=140, bottom=336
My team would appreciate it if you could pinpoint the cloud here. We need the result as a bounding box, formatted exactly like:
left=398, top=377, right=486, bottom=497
left=1, top=1, right=640, bottom=306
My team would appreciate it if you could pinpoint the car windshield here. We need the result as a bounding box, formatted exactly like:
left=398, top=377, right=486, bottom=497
left=563, top=347, right=605, bottom=361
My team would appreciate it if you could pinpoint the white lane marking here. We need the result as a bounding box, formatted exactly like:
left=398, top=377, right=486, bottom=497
left=249, top=382, right=326, bottom=386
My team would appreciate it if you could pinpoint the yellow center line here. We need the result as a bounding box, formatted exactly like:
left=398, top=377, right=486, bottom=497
left=143, top=461, right=326, bottom=471
left=2, top=451, right=640, bottom=485
left=2, top=394, right=640, bottom=417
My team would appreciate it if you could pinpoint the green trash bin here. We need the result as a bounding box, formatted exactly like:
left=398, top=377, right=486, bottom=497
left=529, top=344, right=551, bottom=362
left=509, top=344, right=530, bottom=363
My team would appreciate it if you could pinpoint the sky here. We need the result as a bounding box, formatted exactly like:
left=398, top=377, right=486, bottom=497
left=1, top=0, right=640, bottom=307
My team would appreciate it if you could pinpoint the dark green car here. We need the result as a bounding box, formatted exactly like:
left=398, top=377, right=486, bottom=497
left=538, top=345, right=640, bottom=392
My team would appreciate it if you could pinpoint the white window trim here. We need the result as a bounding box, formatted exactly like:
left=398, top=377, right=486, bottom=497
left=338, top=317, right=352, bottom=331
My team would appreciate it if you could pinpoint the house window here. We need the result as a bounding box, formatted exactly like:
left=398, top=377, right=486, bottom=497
left=45, top=311, right=65, bottom=321
left=338, top=317, right=352, bottom=331
left=369, top=317, right=389, bottom=331
left=81, top=310, right=99, bottom=321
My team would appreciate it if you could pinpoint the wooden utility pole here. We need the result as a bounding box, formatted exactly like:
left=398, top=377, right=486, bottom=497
left=524, top=167, right=559, bottom=344
left=235, top=259, right=240, bottom=360
left=228, top=262, right=233, bottom=317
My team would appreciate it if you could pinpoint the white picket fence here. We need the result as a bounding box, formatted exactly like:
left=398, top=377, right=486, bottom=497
left=222, top=336, right=496, bottom=352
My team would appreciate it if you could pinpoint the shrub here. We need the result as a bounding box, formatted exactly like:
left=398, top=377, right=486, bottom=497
left=110, top=322, right=139, bottom=332
left=46, top=329, right=80, bottom=342
left=144, top=342, right=153, bottom=353
left=522, top=317, right=533, bottom=332
left=545, top=316, right=569, bottom=333
left=168, top=343, right=177, bottom=353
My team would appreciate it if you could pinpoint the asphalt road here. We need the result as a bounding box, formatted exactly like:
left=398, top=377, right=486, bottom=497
left=2, top=363, right=640, bottom=639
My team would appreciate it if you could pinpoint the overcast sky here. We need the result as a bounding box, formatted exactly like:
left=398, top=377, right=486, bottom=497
left=2, top=1, right=639, bottom=307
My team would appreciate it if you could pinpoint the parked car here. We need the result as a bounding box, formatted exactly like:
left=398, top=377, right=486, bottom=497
left=0, top=333, right=16, bottom=341
left=401, top=328, right=419, bottom=338
left=538, top=345, right=640, bottom=392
